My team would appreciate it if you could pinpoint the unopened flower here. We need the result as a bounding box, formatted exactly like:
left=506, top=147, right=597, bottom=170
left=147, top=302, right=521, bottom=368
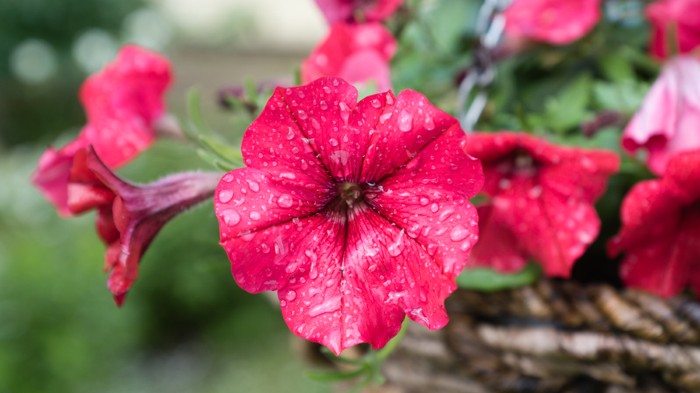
left=622, top=55, right=700, bottom=175
left=32, top=45, right=172, bottom=215
left=215, top=77, right=483, bottom=354
left=504, top=0, right=602, bottom=45
left=609, top=150, right=700, bottom=297
left=68, top=147, right=220, bottom=305
left=466, top=132, right=619, bottom=277
left=647, top=0, right=700, bottom=59
left=314, top=0, right=403, bottom=24
left=301, top=23, right=396, bottom=92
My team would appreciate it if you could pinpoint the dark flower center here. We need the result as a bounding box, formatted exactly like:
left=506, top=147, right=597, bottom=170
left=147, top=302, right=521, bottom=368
left=497, top=151, right=539, bottom=178
left=337, top=182, right=364, bottom=208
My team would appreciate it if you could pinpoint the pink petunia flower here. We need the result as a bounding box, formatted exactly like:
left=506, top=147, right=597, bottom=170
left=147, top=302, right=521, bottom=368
left=466, top=132, right=619, bottom=277
left=647, top=0, right=700, bottom=59
left=314, top=0, right=403, bottom=24
left=622, top=55, right=700, bottom=175
left=503, top=0, right=602, bottom=45
left=215, top=77, right=483, bottom=354
left=301, top=22, right=397, bottom=93
left=609, top=150, right=700, bottom=297
left=67, top=147, right=221, bottom=305
left=32, top=45, right=172, bottom=215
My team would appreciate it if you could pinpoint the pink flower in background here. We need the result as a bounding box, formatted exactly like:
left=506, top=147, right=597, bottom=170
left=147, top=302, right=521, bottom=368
left=504, top=0, right=602, bottom=45
left=609, top=151, right=700, bottom=297
left=32, top=45, right=172, bottom=215
left=68, top=147, right=220, bottom=305
left=622, top=55, right=700, bottom=175
left=466, top=132, right=619, bottom=277
left=314, top=0, right=403, bottom=24
left=647, top=0, right=700, bottom=59
left=301, top=23, right=396, bottom=92
left=215, top=77, right=483, bottom=354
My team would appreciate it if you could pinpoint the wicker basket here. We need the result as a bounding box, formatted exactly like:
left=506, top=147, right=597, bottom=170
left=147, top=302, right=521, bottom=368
left=311, top=279, right=700, bottom=393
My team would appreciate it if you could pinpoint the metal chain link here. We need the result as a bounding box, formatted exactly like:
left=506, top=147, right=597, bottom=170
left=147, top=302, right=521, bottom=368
left=457, top=0, right=512, bottom=132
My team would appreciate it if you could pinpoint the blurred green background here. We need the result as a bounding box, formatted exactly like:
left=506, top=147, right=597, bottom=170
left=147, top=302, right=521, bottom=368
left=0, top=0, right=331, bottom=392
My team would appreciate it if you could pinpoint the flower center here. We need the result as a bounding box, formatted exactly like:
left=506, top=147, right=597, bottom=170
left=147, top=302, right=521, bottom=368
left=337, top=182, right=364, bottom=208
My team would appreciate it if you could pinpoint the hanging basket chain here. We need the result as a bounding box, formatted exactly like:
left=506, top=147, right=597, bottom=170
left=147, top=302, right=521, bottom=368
left=457, top=0, right=512, bottom=132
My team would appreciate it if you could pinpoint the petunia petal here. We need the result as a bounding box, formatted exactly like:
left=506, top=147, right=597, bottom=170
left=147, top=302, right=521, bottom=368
left=504, top=0, right=601, bottom=45
left=608, top=181, right=682, bottom=257
left=471, top=205, right=528, bottom=273
left=273, top=78, right=379, bottom=180
left=360, top=90, right=458, bottom=182
left=279, top=205, right=452, bottom=355
left=241, top=85, right=336, bottom=190
left=369, top=124, right=483, bottom=279
left=620, top=208, right=700, bottom=298
left=32, top=138, right=87, bottom=216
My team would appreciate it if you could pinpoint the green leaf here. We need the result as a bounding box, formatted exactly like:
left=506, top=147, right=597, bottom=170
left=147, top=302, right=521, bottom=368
left=598, top=53, right=635, bottom=82
left=593, top=80, right=648, bottom=114
left=305, top=368, right=366, bottom=383
left=456, top=262, right=541, bottom=291
left=198, top=134, right=243, bottom=166
left=543, top=74, right=592, bottom=133
left=196, top=149, right=236, bottom=172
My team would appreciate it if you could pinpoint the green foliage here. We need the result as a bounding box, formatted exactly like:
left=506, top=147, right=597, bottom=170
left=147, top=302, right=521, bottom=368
left=457, top=263, right=542, bottom=292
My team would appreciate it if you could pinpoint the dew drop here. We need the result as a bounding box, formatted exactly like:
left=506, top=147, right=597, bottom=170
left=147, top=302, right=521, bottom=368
left=297, top=110, right=308, bottom=120
left=371, top=98, right=381, bottom=108
left=250, top=211, right=261, bottom=221
left=329, top=138, right=339, bottom=147
left=387, top=230, right=404, bottom=257
left=450, top=225, right=470, bottom=242
left=398, top=109, right=413, bottom=132
left=220, top=209, right=240, bottom=225
left=222, top=174, right=234, bottom=183
left=311, top=118, right=321, bottom=130
left=424, top=115, right=435, bottom=130
left=246, top=180, right=260, bottom=192
left=419, top=197, right=429, bottom=206
left=286, top=290, right=297, bottom=301
left=260, top=243, right=271, bottom=254
left=286, top=128, right=295, bottom=140
left=430, top=202, right=439, bottom=213
left=280, top=172, right=297, bottom=180
left=277, top=194, right=294, bottom=208
left=218, top=189, right=233, bottom=203
left=339, top=102, right=350, bottom=125
left=323, top=86, right=331, bottom=94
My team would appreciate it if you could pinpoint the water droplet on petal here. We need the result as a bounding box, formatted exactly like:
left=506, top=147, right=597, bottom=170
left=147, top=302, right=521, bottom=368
left=450, top=225, right=470, bottom=242
left=419, top=197, right=429, bottom=206
left=398, top=109, right=413, bottom=132
left=286, top=290, right=297, bottom=301
left=220, top=209, right=240, bottom=225
left=424, top=115, right=435, bottom=130
left=371, top=98, right=381, bottom=108
left=387, top=230, right=405, bottom=257
left=218, top=189, right=233, bottom=203
left=286, top=128, right=295, bottom=140
left=246, top=180, right=260, bottom=192
left=277, top=194, right=294, bottom=208
left=430, top=202, right=439, bottom=213
left=323, top=86, right=331, bottom=94
left=329, top=138, right=339, bottom=147
left=297, top=110, right=308, bottom=120
left=260, top=243, right=271, bottom=253
left=250, top=211, right=261, bottom=221
left=222, top=174, right=234, bottom=182
left=280, top=172, right=297, bottom=180
left=311, top=118, right=321, bottom=130
left=339, top=102, right=350, bottom=125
